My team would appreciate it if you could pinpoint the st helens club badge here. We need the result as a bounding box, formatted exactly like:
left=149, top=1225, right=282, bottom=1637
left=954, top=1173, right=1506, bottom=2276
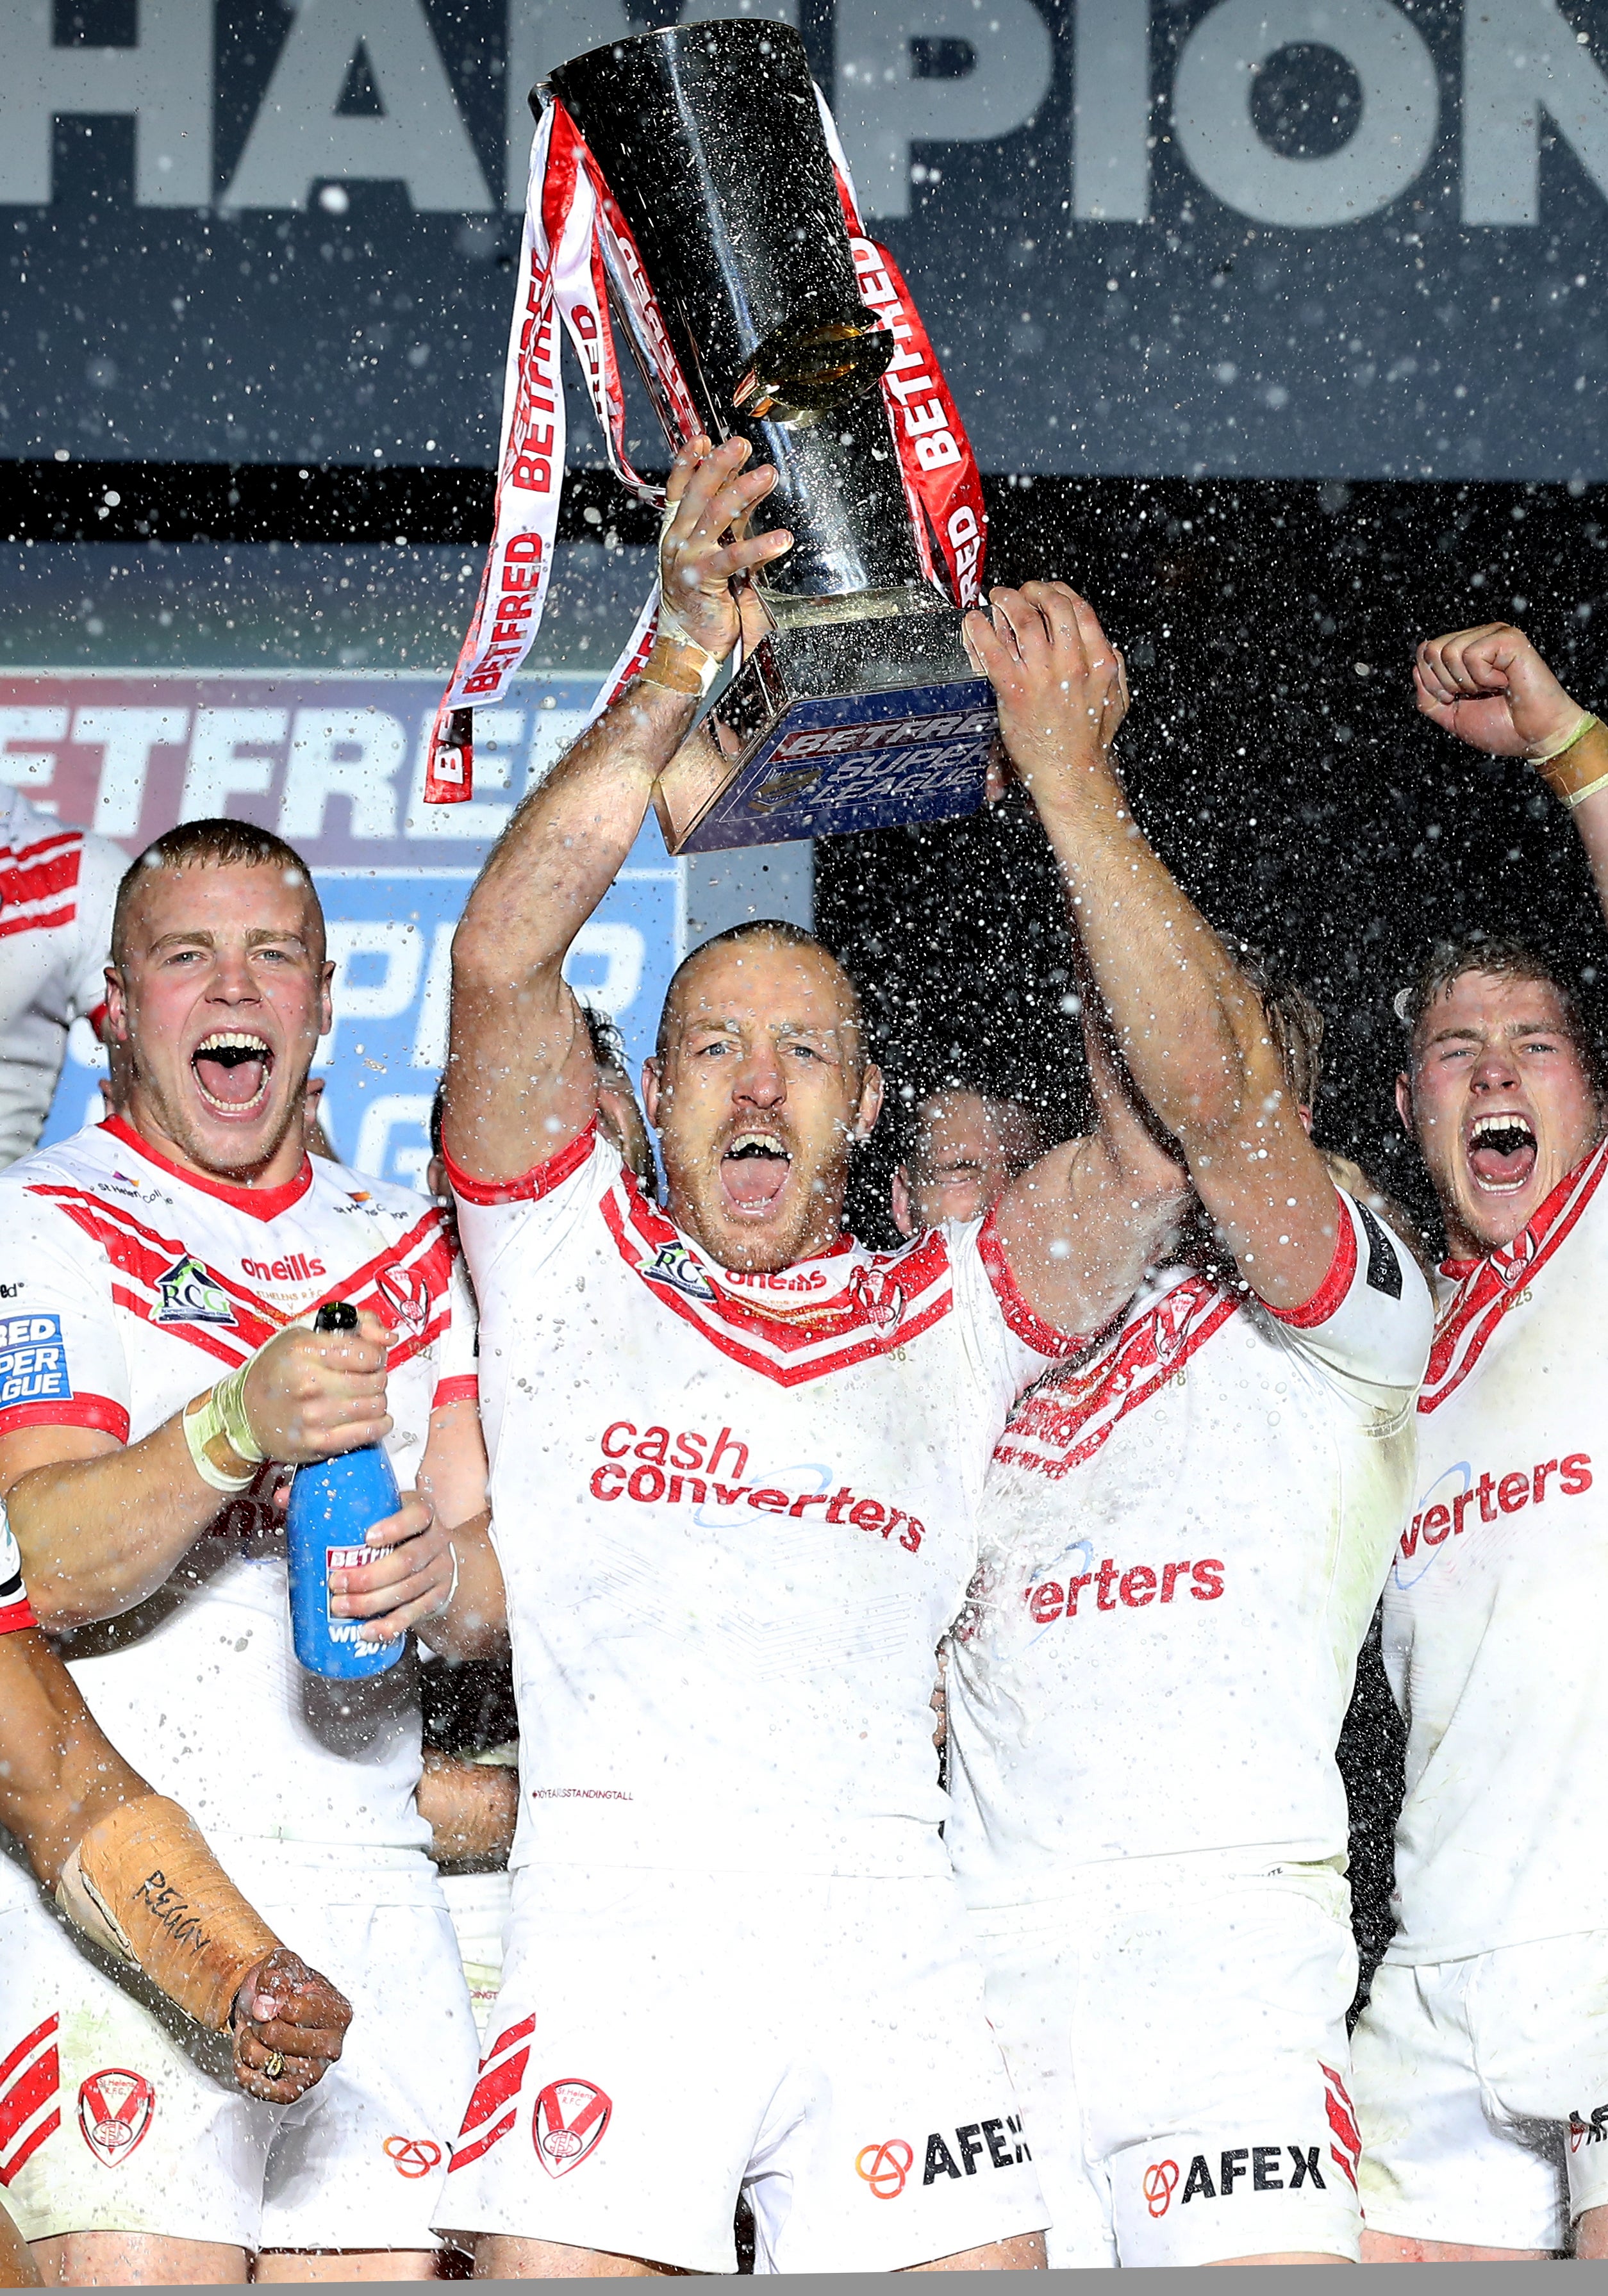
left=533, top=2078, right=611, bottom=2177
left=78, top=2070, right=154, bottom=2166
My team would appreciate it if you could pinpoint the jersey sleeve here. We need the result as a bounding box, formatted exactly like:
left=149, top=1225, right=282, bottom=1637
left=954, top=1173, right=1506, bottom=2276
left=950, top=1209, right=1097, bottom=1412
left=1, top=1510, right=35, bottom=1633
left=445, top=1121, right=619, bottom=1300
left=66, top=830, right=123, bottom=1034
left=1262, top=1187, right=1434, bottom=1406
left=431, top=1244, right=481, bottom=1411
left=0, top=1182, right=131, bottom=1444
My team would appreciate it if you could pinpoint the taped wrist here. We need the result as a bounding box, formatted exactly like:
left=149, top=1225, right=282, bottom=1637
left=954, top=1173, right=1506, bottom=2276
left=183, top=1359, right=267, bottom=1492
left=57, top=1795, right=282, bottom=2031
left=640, top=634, right=720, bottom=698
left=650, top=501, right=725, bottom=697
left=1532, top=711, right=1608, bottom=805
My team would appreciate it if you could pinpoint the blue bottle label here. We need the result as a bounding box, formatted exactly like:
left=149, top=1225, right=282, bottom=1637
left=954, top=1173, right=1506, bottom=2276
left=323, top=1540, right=394, bottom=1660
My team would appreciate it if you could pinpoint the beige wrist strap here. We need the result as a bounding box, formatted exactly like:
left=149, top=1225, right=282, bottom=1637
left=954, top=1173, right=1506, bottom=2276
left=183, top=1359, right=268, bottom=1492
left=58, top=1795, right=281, bottom=2031
left=640, top=633, right=720, bottom=698
left=1532, top=712, right=1608, bottom=805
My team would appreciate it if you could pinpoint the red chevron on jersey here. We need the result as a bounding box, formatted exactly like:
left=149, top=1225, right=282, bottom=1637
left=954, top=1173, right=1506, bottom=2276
left=0, top=2015, right=60, bottom=2187
left=28, top=1185, right=456, bottom=1373
left=992, top=1275, right=1237, bottom=1480
left=1420, top=1137, right=1608, bottom=1417
left=0, top=832, right=83, bottom=944
left=599, top=1180, right=955, bottom=1387
left=450, top=2014, right=536, bottom=2172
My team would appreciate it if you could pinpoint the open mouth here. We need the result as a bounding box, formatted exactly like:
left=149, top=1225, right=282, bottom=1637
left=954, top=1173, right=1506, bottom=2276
left=192, top=1031, right=274, bottom=1116
left=719, top=1130, right=793, bottom=1214
left=1467, top=1111, right=1538, bottom=1193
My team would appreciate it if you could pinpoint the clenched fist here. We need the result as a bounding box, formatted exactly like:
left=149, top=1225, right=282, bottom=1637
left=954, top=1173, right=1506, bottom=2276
left=241, top=1309, right=393, bottom=1463
left=1414, top=622, right=1587, bottom=760
left=231, top=1947, right=351, bottom=2102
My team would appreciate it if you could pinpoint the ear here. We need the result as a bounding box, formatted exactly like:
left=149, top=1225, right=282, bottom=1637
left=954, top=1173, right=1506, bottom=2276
left=1395, top=1072, right=1415, bottom=1136
left=104, top=965, right=131, bottom=1045
left=890, top=1164, right=915, bottom=1239
left=1297, top=1103, right=1314, bottom=1137
left=641, top=1057, right=663, bottom=1130
left=318, top=959, right=335, bottom=1040
left=853, top=1061, right=884, bottom=1144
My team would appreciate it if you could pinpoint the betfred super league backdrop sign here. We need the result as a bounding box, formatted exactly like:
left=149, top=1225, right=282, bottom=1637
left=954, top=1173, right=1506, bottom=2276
left=0, top=675, right=680, bottom=1187
left=3, top=0, right=1607, bottom=482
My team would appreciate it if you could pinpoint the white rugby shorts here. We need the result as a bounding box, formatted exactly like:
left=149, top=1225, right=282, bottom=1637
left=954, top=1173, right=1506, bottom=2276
left=1354, top=1935, right=1608, bottom=2252
left=440, top=1869, right=513, bottom=2044
left=0, top=1863, right=478, bottom=2253
left=436, top=1864, right=1047, bottom=2272
left=968, top=1858, right=1364, bottom=2267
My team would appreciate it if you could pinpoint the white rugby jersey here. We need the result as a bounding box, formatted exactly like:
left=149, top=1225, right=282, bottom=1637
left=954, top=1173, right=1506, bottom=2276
left=0, top=1114, right=477, bottom=1872
left=1383, top=1136, right=1608, bottom=1965
left=945, top=1191, right=1433, bottom=1906
left=0, top=790, right=124, bottom=1168
left=449, top=1125, right=1077, bottom=1878
left=1, top=1510, right=33, bottom=1635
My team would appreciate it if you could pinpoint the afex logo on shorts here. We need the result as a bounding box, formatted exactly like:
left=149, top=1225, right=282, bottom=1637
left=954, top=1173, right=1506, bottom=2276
left=856, top=2138, right=913, bottom=2198
left=384, top=2136, right=443, bottom=2177
left=857, top=2115, right=1030, bottom=2197
left=78, top=2069, right=154, bottom=2167
left=534, top=2077, right=611, bottom=2178
left=1142, top=2143, right=1327, bottom=2214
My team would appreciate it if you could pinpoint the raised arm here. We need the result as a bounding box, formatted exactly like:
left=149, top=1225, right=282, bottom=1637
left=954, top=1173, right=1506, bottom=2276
left=974, top=583, right=1340, bottom=1320
left=444, top=437, right=790, bottom=1185
left=1414, top=620, right=1608, bottom=930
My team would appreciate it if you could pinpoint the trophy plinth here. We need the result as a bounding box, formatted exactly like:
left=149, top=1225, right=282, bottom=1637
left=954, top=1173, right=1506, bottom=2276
left=543, top=21, right=994, bottom=854
left=654, top=593, right=991, bottom=853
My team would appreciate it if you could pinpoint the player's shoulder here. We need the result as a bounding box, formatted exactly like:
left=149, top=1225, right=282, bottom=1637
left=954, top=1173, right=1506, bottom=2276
left=306, top=1153, right=440, bottom=1228
left=0, top=1116, right=124, bottom=1202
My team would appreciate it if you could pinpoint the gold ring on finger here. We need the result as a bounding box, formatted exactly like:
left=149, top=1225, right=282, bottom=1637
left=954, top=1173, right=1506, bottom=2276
left=263, top=2050, right=286, bottom=2078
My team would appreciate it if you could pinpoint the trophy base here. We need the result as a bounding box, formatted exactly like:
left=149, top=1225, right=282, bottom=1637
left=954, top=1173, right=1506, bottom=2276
left=652, top=595, right=994, bottom=854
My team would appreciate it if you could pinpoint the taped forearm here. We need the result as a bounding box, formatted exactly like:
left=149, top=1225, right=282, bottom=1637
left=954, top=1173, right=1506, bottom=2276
left=56, top=1794, right=280, bottom=2031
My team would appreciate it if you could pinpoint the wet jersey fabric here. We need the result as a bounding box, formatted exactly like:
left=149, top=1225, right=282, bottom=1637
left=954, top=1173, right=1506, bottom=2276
left=0, top=1113, right=478, bottom=1919
left=1382, top=1136, right=1608, bottom=1967
left=1, top=1510, right=33, bottom=1633
left=0, top=790, right=123, bottom=1166
left=449, top=1125, right=1075, bottom=1878
left=946, top=1190, right=1434, bottom=1901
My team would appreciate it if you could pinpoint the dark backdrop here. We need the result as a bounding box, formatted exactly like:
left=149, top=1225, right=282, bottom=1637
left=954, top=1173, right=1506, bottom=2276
left=818, top=469, right=1608, bottom=1990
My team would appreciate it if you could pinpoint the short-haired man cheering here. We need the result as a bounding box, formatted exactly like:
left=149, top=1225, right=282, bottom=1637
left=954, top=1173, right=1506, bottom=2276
left=1352, top=623, right=1608, bottom=2264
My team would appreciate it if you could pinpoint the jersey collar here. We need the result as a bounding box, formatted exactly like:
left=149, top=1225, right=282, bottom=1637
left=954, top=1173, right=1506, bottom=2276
left=99, top=1112, right=315, bottom=1222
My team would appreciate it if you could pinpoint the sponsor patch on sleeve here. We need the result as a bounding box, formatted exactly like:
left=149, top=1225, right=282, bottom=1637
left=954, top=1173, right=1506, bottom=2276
left=0, top=1314, right=72, bottom=1408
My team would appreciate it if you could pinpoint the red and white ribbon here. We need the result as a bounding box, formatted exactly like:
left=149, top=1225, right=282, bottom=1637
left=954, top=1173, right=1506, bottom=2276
left=815, top=92, right=987, bottom=613
left=427, top=90, right=984, bottom=802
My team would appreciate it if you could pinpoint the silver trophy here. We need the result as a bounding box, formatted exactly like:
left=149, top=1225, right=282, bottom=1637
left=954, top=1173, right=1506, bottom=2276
left=542, top=19, right=994, bottom=853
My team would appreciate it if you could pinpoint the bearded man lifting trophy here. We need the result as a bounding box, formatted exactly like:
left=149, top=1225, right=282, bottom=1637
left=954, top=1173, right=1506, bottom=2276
left=427, top=17, right=995, bottom=850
